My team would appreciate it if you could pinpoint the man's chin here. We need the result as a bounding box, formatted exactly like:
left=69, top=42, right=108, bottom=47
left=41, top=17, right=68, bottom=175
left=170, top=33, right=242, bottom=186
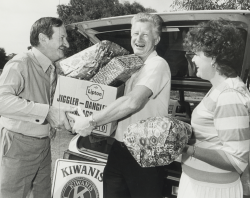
left=53, top=55, right=65, bottom=63
left=58, top=52, right=65, bottom=59
left=133, top=51, right=144, bottom=57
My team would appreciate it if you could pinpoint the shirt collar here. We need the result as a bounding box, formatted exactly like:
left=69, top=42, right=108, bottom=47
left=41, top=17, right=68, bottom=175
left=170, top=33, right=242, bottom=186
left=32, top=47, right=52, bottom=73
left=144, top=51, right=158, bottom=64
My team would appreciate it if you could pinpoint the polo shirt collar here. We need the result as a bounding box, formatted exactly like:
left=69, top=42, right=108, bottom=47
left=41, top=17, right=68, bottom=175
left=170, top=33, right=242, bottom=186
left=32, top=47, right=52, bottom=73
left=144, top=51, right=158, bottom=64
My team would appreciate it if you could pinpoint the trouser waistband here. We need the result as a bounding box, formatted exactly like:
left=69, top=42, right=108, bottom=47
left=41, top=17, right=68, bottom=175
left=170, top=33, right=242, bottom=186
left=4, top=128, right=49, bottom=140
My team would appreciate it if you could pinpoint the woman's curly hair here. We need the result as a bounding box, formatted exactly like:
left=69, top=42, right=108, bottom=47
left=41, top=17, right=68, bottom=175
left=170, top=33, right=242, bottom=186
left=184, top=19, right=245, bottom=77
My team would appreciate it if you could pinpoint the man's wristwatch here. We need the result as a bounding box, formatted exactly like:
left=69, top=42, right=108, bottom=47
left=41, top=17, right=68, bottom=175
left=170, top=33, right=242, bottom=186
left=88, top=114, right=97, bottom=128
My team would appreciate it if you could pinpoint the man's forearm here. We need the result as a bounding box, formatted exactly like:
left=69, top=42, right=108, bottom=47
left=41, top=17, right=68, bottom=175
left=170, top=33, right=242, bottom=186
left=0, top=93, right=49, bottom=124
left=69, top=85, right=153, bottom=136
left=92, top=85, right=152, bottom=126
left=93, top=95, right=142, bottom=126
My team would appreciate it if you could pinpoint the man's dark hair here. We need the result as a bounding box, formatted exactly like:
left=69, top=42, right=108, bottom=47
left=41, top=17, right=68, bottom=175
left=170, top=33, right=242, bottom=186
left=30, top=17, right=63, bottom=47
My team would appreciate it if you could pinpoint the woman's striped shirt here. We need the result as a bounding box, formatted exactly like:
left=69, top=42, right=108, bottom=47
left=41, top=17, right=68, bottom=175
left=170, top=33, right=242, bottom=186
left=182, top=77, right=250, bottom=183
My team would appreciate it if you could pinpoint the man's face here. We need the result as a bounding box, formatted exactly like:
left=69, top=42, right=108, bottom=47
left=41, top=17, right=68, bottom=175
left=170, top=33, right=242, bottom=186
left=43, top=25, right=69, bottom=62
left=131, top=21, right=160, bottom=62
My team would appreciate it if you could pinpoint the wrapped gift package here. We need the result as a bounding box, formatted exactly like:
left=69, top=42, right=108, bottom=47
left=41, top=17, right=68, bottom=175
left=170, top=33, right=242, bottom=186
left=58, top=40, right=129, bottom=80
left=90, top=54, right=143, bottom=87
left=123, top=116, right=192, bottom=167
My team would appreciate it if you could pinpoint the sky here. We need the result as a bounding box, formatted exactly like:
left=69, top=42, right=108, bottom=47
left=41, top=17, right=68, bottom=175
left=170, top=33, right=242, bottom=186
left=0, top=0, right=173, bottom=55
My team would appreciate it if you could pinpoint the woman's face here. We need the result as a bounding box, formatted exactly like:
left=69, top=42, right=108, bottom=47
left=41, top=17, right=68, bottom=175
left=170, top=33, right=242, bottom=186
left=192, top=51, right=216, bottom=81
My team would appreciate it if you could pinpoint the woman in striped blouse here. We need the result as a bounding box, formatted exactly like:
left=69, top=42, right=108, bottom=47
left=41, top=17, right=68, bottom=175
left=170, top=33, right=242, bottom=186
left=178, top=19, right=250, bottom=198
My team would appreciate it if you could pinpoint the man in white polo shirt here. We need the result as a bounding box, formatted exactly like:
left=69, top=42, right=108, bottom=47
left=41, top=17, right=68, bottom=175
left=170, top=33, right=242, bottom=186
left=70, top=12, right=171, bottom=198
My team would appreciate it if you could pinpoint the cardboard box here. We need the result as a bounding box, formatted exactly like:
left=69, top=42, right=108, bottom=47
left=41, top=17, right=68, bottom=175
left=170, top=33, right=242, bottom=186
left=53, top=75, right=124, bottom=136
left=52, top=159, right=106, bottom=198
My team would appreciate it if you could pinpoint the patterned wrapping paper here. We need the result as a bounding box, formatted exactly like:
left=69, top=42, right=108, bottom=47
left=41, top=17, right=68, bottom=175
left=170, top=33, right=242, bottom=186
left=123, top=116, right=192, bottom=167
left=58, top=40, right=129, bottom=80
left=90, top=54, right=143, bottom=87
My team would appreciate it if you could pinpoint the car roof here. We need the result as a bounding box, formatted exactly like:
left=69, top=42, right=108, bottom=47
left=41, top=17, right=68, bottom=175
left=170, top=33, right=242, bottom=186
left=66, top=10, right=250, bottom=92
left=66, top=10, right=250, bottom=45
left=67, top=10, right=250, bottom=32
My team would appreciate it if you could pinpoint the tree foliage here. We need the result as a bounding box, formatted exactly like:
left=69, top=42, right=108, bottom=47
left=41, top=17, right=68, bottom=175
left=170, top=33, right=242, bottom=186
left=0, top=48, right=7, bottom=69
left=170, top=0, right=250, bottom=11
left=57, top=0, right=156, bottom=57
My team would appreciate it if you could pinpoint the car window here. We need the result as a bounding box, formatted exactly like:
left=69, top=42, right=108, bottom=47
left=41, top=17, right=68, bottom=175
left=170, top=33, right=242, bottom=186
left=162, top=27, right=247, bottom=78
left=96, top=31, right=133, bottom=53
left=160, top=28, right=190, bottom=78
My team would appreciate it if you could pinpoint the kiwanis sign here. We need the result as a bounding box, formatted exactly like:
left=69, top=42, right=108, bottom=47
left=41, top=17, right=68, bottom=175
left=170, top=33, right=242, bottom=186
left=52, top=159, right=106, bottom=198
left=52, top=76, right=124, bottom=136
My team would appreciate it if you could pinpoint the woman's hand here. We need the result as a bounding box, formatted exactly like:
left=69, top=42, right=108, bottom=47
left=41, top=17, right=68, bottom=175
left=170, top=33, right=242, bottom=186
left=67, top=106, right=95, bottom=137
left=182, top=145, right=195, bottom=156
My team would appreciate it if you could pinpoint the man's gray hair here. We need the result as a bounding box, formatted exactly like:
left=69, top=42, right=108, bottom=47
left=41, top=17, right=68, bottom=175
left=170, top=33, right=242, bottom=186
left=131, top=12, right=163, bottom=37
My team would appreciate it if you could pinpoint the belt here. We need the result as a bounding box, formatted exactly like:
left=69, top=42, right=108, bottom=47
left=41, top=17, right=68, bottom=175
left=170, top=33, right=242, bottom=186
left=31, top=136, right=49, bottom=140
left=15, top=132, right=49, bottom=140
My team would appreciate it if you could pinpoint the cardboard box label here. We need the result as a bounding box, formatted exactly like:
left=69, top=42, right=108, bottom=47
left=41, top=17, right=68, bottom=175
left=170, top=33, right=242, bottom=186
left=52, top=159, right=105, bottom=198
left=53, top=76, right=124, bottom=136
left=86, top=84, right=104, bottom=101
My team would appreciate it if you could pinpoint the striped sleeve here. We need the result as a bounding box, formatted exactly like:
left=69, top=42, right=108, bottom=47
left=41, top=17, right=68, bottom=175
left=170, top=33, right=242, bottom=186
left=214, top=89, right=250, bottom=174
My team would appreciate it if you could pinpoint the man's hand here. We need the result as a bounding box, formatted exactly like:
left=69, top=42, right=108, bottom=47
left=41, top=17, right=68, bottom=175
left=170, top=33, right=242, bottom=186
left=46, top=106, right=77, bottom=131
left=67, top=106, right=95, bottom=137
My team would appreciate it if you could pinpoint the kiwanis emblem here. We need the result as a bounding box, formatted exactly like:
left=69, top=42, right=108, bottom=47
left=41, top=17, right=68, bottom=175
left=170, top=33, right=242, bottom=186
left=61, top=177, right=99, bottom=198
left=86, top=84, right=104, bottom=101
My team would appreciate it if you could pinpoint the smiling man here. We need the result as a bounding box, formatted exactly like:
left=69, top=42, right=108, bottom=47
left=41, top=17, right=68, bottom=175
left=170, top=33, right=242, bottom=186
left=131, top=17, right=160, bottom=63
left=69, top=13, right=171, bottom=198
left=0, top=17, right=75, bottom=198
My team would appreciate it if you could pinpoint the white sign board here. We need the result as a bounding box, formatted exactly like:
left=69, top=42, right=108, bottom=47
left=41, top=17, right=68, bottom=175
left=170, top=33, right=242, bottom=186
left=52, top=159, right=106, bottom=198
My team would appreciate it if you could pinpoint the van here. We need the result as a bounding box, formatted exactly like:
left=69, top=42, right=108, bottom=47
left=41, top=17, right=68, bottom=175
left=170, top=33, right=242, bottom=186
left=60, top=10, right=250, bottom=198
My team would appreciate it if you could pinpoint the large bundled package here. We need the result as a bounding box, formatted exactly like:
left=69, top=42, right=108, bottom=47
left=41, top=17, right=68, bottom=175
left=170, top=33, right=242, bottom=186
left=123, top=116, right=192, bottom=167
left=58, top=40, right=129, bottom=80
left=90, top=54, right=143, bottom=87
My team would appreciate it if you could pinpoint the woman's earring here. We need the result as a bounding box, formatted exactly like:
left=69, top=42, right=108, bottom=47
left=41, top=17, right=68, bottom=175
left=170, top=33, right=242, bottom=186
left=211, top=62, right=215, bottom=68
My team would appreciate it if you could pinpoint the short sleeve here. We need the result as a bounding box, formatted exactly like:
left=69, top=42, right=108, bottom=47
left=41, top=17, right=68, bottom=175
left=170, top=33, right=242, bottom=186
left=214, top=89, right=250, bottom=174
left=135, top=58, right=170, bottom=99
